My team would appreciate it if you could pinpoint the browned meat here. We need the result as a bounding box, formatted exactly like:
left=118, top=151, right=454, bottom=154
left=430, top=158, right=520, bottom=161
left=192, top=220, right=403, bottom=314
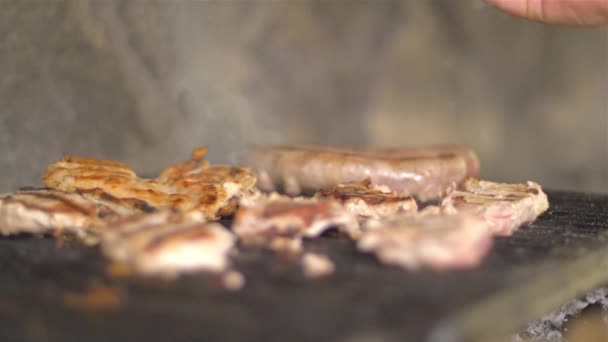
left=100, top=210, right=235, bottom=276
left=441, top=177, right=549, bottom=236
left=0, top=188, right=143, bottom=236
left=232, top=195, right=359, bottom=254
left=78, top=188, right=156, bottom=216
left=358, top=212, right=492, bottom=270
left=43, top=147, right=257, bottom=220
left=314, top=178, right=418, bottom=219
left=246, top=145, right=479, bottom=201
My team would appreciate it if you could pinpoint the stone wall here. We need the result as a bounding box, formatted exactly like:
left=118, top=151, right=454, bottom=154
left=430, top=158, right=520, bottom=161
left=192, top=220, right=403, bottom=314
left=0, top=0, right=605, bottom=192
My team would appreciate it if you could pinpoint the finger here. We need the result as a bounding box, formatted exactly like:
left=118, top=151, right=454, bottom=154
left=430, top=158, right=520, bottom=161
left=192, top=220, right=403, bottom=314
left=483, top=0, right=608, bottom=26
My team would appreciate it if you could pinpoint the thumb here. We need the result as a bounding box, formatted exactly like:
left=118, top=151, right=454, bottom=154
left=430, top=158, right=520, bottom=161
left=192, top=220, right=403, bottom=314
left=483, top=0, right=608, bottom=26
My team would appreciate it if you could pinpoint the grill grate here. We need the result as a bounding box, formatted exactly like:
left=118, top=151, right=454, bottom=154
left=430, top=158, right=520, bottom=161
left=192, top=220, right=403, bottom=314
left=0, top=191, right=605, bottom=341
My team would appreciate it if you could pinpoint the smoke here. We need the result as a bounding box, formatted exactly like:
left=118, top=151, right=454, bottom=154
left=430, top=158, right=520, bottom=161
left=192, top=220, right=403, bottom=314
left=172, top=82, right=283, bottom=165
left=167, top=2, right=286, bottom=165
left=96, top=1, right=285, bottom=173
left=94, top=1, right=608, bottom=193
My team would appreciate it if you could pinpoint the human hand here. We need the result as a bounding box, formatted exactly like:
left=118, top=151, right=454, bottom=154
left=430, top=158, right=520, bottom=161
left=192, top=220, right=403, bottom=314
left=483, top=0, right=608, bottom=26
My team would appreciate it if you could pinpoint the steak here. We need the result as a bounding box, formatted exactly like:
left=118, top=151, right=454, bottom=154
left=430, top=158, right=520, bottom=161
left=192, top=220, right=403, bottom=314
left=358, top=212, right=492, bottom=270
left=314, top=178, right=417, bottom=219
left=246, top=144, right=479, bottom=201
left=441, top=178, right=549, bottom=236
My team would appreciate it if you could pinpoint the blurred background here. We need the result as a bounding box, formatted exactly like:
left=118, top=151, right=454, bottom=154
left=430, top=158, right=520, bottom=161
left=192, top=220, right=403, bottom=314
left=0, top=0, right=606, bottom=193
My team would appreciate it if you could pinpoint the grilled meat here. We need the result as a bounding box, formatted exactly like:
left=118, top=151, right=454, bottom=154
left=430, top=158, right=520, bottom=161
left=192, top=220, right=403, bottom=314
left=79, top=188, right=156, bottom=216
left=100, top=210, right=235, bottom=276
left=43, top=148, right=257, bottom=220
left=232, top=195, right=359, bottom=254
left=315, top=178, right=417, bottom=219
left=441, top=177, right=549, bottom=236
left=0, top=188, right=140, bottom=236
left=359, top=212, right=492, bottom=270
left=246, top=144, right=479, bottom=201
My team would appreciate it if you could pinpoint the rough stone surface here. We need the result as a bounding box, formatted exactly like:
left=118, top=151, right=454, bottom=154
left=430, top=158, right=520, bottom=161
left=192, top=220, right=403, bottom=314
left=515, top=288, right=608, bottom=341
left=0, top=1, right=605, bottom=192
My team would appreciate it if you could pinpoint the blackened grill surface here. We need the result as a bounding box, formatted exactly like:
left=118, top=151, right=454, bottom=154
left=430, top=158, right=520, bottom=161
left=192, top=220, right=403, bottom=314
left=0, top=191, right=606, bottom=341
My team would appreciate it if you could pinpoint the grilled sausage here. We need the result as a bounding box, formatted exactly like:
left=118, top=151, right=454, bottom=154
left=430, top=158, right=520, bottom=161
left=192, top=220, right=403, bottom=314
left=246, top=145, right=479, bottom=201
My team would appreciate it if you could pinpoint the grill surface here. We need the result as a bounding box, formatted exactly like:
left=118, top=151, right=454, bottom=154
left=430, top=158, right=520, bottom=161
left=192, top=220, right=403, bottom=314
left=0, top=191, right=607, bottom=341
